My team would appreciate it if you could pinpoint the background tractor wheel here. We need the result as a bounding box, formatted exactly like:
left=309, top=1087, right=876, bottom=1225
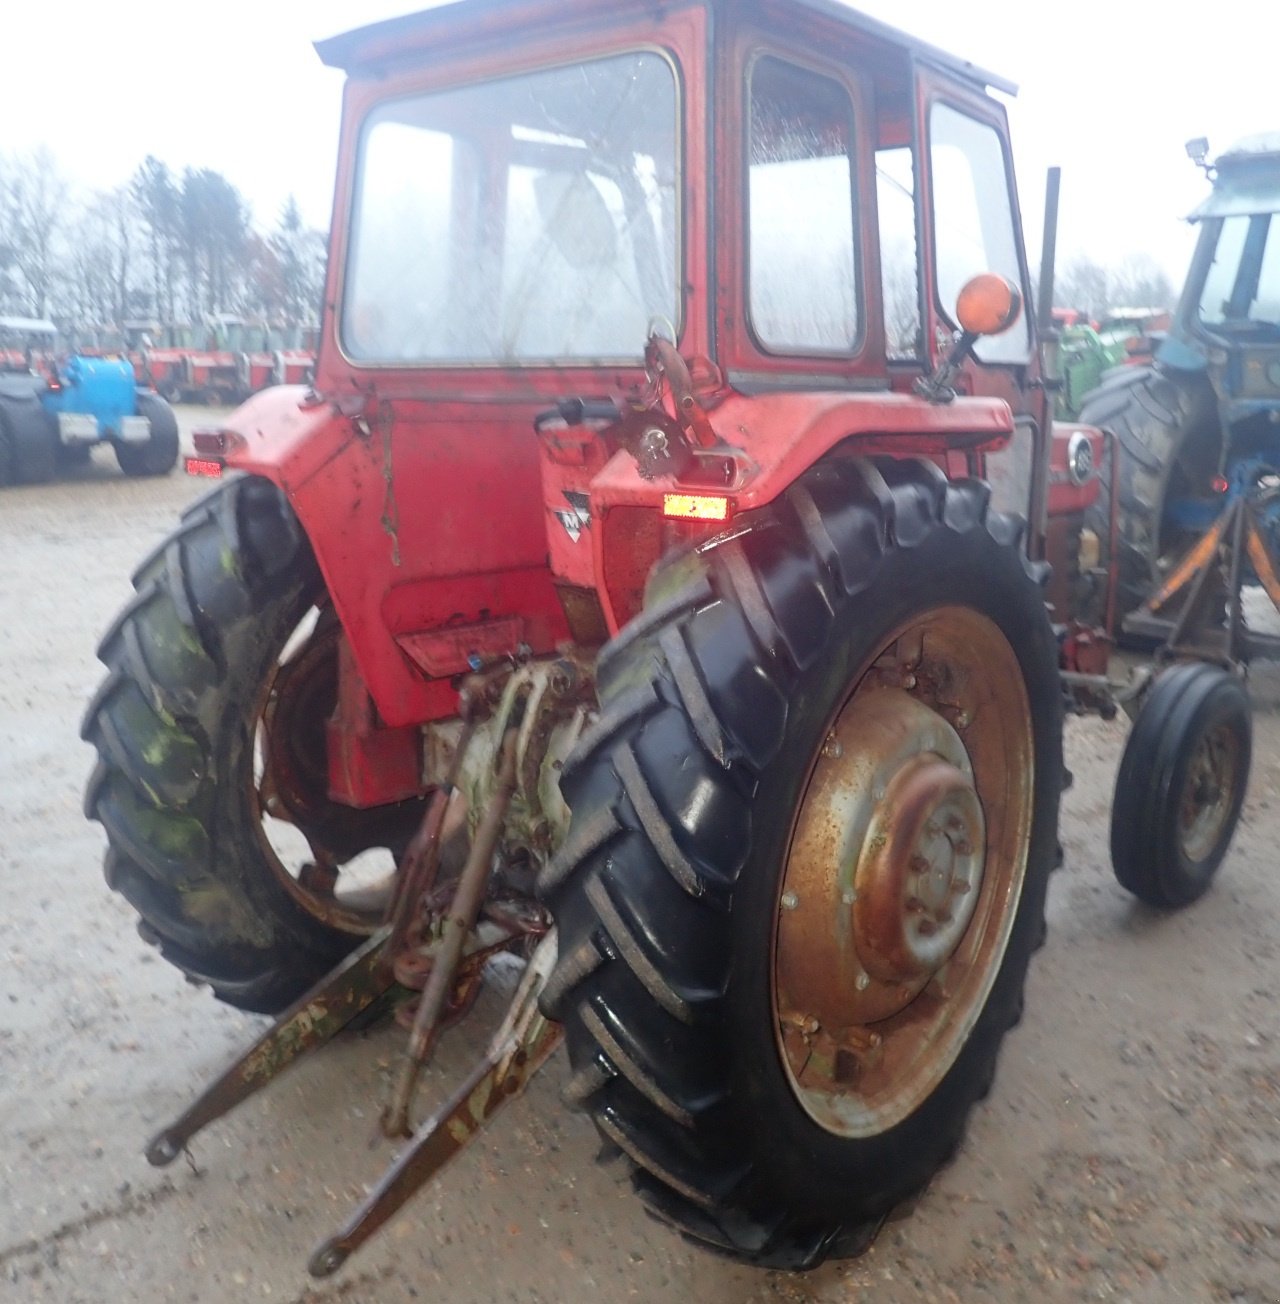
left=540, top=458, right=1063, bottom=1269
left=1111, top=660, right=1251, bottom=908
left=0, top=412, right=13, bottom=486
left=83, top=475, right=425, bottom=1012
left=1079, top=365, right=1217, bottom=627
left=115, top=391, right=180, bottom=477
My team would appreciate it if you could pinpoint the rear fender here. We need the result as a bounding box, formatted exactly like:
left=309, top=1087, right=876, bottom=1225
left=588, top=389, right=1014, bottom=630
left=217, top=385, right=354, bottom=488
left=219, top=388, right=566, bottom=736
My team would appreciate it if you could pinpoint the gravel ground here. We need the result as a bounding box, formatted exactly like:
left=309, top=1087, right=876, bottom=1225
left=3, top=413, right=1280, bottom=1302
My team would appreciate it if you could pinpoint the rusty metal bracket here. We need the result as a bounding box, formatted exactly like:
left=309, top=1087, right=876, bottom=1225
left=144, top=927, right=394, bottom=1167
left=308, top=930, right=563, bottom=1279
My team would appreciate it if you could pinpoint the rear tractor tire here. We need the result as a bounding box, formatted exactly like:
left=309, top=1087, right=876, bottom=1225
left=1111, top=660, right=1251, bottom=908
left=115, top=391, right=180, bottom=477
left=0, top=396, right=56, bottom=485
left=540, top=457, right=1064, bottom=1268
left=83, top=475, right=424, bottom=1012
left=1079, top=366, right=1218, bottom=627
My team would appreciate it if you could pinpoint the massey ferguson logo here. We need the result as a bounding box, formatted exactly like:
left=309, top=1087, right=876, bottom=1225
left=554, top=491, right=592, bottom=543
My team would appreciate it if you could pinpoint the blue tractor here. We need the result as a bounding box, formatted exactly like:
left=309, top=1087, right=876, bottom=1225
left=0, top=317, right=179, bottom=485
left=1081, top=135, right=1280, bottom=624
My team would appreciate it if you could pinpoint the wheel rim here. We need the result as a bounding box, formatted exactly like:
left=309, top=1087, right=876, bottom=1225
left=1178, top=721, right=1240, bottom=863
left=250, top=609, right=400, bottom=935
left=773, top=605, right=1035, bottom=1138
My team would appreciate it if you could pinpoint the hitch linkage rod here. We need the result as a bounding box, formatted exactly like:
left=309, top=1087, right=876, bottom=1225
left=144, top=927, right=395, bottom=1167
left=308, top=931, right=563, bottom=1279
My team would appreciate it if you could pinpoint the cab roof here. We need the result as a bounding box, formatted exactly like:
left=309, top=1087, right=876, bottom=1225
left=315, top=0, right=1016, bottom=96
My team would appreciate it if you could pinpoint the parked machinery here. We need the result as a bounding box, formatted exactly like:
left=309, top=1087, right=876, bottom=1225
left=83, top=0, right=1257, bottom=1277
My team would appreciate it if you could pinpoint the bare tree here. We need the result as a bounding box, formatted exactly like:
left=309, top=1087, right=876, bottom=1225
left=1109, top=255, right=1175, bottom=312
left=132, top=157, right=180, bottom=324
left=0, top=148, right=69, bottom=317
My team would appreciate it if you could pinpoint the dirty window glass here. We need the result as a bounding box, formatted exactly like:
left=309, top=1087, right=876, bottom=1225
left=748, top=58, right=860, bottom=353
left=929, top=103, right=1030, bottom=364
left=877, top=145, right=921, bottom=358
left=342, top=52, right=679, bottom=364
left=1199, top=214, right=1280, bottom=327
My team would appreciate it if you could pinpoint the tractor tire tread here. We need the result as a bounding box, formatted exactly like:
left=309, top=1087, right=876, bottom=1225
left=83, top=475, right=346, bottom=1013
left=543, top=456, right=1061, bottom=1267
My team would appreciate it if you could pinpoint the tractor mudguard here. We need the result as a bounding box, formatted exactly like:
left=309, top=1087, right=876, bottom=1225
left=218, top=386, right=568, bottom=729
left=215, top=384, right=351, bottom=488
left=587, top=388, right=1017, bottom=631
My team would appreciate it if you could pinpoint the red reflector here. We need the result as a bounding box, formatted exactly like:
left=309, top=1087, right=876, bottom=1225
left=662, top=493, right=730, bottom=522
left=1212, top=475, right=1229, bottom=494
left=185, top=456, right=224, bottom=479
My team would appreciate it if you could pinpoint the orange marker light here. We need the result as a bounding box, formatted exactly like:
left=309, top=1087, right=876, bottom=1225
left=185, top=456, right=224, bottom=479
left=663, top=493, right=730, bottom=522
left=955, top=273, right=1022, bottom=336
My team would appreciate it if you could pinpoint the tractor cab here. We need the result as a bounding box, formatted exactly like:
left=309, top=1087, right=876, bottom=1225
left=1171, top=136, right=1280, bottom=401
left=316, top=0, right=1041, bottom=414
left=204, top=0, right=1061, bottom=732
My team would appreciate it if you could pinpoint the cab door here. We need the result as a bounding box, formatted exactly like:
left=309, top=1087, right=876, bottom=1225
left=914, top=63, right=1048, bottom=548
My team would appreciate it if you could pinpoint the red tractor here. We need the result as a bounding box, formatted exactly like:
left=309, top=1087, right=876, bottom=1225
left=82, top=0, right=1254, bottom=1278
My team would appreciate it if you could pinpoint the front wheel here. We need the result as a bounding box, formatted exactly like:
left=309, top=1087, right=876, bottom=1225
left=115, top=391, right=180, bottom=477
left=539, top=458, right=1064, bottom=1268
left=1111, top=661, right=1251, bottom=908
left=83, top=475, right=424, bottom=1011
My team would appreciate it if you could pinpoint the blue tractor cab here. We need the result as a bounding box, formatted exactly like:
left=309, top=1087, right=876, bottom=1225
left=0, top=318, right=179, bottom=483
left=1079, top=135, right=1280, bottom=623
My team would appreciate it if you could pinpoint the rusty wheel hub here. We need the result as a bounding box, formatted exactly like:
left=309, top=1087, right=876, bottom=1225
left=1179, top=722, right=1238, bottom=862
left=774, top=607, right=1033, bottom=1138
left=252, top=611, right=420, bottom=934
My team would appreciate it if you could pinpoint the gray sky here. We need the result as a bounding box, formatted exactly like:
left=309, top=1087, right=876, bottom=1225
left=1, top=1, right=1272, bottom=281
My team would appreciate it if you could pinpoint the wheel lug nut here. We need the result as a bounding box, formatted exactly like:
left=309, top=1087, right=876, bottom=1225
left=950, top=879, right=970, bottom=896
left=781, top=891, right=800, bottom=911
left=910, top=854, right=930, bottom=874
left=905, top=895, right=926, bottom=913
left=822, top=733, right=844, bottom=759
left=916, top=919, right=938, bottom=937
left=954, top=840, right=973, bottom=856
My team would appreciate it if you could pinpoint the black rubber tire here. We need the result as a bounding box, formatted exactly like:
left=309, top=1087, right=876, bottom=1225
left=539, top=458, right=1064, bottom=1269
left=0, top=411, right=13, bottom=487
left=1111, top=661, right=1251, bottom=908
left=115, top=391, right=180, bottom=477
left=82, top=475, right=373, bottom=1012
left=1079, top=365, right=1218, bottom=625
left=56, top=442, right=92, bottom=469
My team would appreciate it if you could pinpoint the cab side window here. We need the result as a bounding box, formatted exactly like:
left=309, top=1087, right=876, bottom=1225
left=876, top=144, right=921, bottom=359
left=929, top=102, right=1030, bottom=364
left=748, top=57, right=861, bottom=354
